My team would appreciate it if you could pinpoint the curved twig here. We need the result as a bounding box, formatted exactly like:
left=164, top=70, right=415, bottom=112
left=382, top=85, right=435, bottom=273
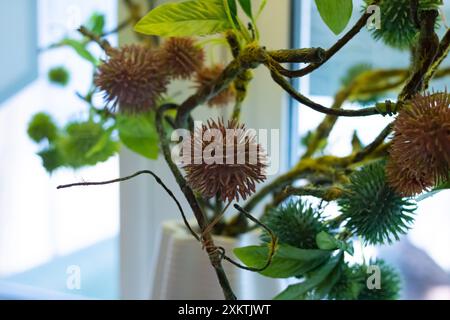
left=57, top=170, right=200, bottom=241
left=280, top=0, right=381, bottom=78
left=222, top=204, right=277, bottom=273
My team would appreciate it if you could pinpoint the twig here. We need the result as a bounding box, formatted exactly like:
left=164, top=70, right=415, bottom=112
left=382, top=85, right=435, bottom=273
left=280, top=0, right=381, bottom=78
left=424, top=28, right=450, bottom=88
left=78, top=25, right=115, bottom=55
left=274, top=185, right=344, bottom=206
left=269, top=68, right=381, bottom=117
left=101, top=17, right=133, bottom=37
left=223, top=205, right=277, bottom=272
left=350, top=123, right=393, bottom=163
left=175, top=45, right=268, bottom=127
left=57, top=170, right=199, bottom=241
left=268, top=47, right=326, bottom=64
left=156, top=104, right=237, bottom=300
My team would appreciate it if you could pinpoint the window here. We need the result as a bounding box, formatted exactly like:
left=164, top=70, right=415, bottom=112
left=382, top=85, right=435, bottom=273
left=0, top=0, right=119, bottom=299
left=291, top=0, right=450, bottom=299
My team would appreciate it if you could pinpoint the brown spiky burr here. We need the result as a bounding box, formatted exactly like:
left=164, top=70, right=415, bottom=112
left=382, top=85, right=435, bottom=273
left=94, top=45, right=169, bottom=113
left=161, top=37, right=205, bottom=79
left=182, top=119, right=267, bottom=202
left=387, top=92, right=450, bottom=196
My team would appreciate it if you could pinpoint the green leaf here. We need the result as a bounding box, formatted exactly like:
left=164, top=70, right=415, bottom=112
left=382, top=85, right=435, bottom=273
left=256, top=0, right=267, bottom=19
left=86, top=12, right=106, bottom=36
left=274, top=253, right=343, bottom=300
left=116, top=113, right=159, bottom=160
left=225, top=0, right=239, bottom=28
left=316, top=231, right=354, bottom=255
left=28, top=112, right=59, bottom=143
left=60, top=39, right=98, bottom=65
left=59, top=121, right=119, bottom=168
left=314, top=0, right=353, bottom=35
left=234, top=244, right=331, bottom=278
left=238, top=0, right=253, bottom=19
left=134, top=0, right=233, bottom=37
left=38, top=147, right=64, bottom=173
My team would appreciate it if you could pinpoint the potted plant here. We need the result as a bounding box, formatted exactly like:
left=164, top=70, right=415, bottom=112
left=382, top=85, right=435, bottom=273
left=28, top=0, right=449, bottom=300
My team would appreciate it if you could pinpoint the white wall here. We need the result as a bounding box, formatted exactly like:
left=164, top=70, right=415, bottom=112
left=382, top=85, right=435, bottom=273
left=118, top=0, right=291, bottom=299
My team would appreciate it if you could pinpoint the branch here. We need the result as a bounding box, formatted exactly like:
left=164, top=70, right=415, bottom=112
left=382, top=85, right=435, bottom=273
left=175, top=44, right=268, bottom=127
left=424, top=28, right=450, bottom=87
left=222, top=205, right=277, bottom=272
left=280, top=0, right=381, bottom=78
left=78, top=26, right=115, bottom=55
left=400, top=10, right=440, bottom=99
left=301, top=88, right=352, bottom=159
left=274, top=185, right=344, bottom=206
left=269, top=67, right=382, bottom=117
left=58, top=170, right=200, bottom=241
left=350, top=123, right=393, bottom=164
left=268, top=47, right=326, bottom=63
left=156, top=104, right=237, bottom=300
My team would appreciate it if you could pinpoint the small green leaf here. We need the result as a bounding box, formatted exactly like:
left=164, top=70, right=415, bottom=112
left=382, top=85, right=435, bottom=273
left=238, top=0, right=253, bottom=19
left=274, top=253, right=343, bottom=300
left=59, top=121, right=119, bottom=168
left=234, top=244, right=331, bottom=278
left=134, top=0, right=233, bottom=37
left=86, top=12, right=106, bottom=36
left=256, top=0, right=267, bottom=19
left=314, top=0, right=353, bottom=35
left=60, top=39, right=98, bottom=65
left=48, top=66, right=70, bottom=86
left=116, top=113, right=159, bottom=160
left=316, top=231, right=354, bottom=255
left=38, top=147, right=64, bottom=173
left=28, top=112, right=59, bottom=143
left=225, top=0, right=239, bottom=28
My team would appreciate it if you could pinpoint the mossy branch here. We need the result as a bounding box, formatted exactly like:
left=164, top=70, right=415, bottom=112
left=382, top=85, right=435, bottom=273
left=156, top=104, right=237, bottom=301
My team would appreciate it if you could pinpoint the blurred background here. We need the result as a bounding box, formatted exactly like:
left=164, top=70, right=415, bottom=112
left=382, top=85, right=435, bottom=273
left=0, top=0, right=449, bottom=300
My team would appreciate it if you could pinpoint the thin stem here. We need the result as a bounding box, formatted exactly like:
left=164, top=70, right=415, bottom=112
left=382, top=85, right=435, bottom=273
left=156, top=104, right=237, bottom=300
left=350, top=123, right=393, bottom=164
left=281, top=0, right=381, bottom=78
left=57, top=170, right=199, bottom=241
left=274, top=185, right=344, bottom=206
left=175, top=44, right=267, bottom=127
left=424, top=28, right=450, bottom=88
left=268, top=47, right=326, bottom=64
left=78, top=26, right=115, bottom=55
left=269, top=68, right=381, bottom=117
left=223, top=205, right=277, bottom=272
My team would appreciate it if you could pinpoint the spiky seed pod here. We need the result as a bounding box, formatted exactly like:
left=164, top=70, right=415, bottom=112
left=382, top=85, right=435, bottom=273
left=194, top=65, right=236, bottom=107
left=364, top=0, right=441, bottom=49
left=338, top=161, right=416, bottom=245
left=94, top=45, right=169, bottom=114
left=387, top=92, right=450, bottom=196
left=329, top=260, right=401, bottom=300
left=183, top=119, right=267, bottom=202
left=261, top=200, right=326, bottom=249
left=328, top=264, right=366, bottom=300
left=358, top=260, right=401, bottom=300
left=28, top=112, right=59, bottom=143
left=161, top=37, right=205, bottom=79
left=48, top=66, right=70, bottom=86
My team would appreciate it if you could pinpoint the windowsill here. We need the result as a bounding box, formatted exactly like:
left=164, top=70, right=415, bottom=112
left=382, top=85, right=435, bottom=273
left=1, top=237, right=119, bottom=300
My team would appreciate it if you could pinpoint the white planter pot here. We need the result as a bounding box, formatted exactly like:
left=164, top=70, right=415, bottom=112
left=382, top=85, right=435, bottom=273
left=151, top=220, right=284, bottom=300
